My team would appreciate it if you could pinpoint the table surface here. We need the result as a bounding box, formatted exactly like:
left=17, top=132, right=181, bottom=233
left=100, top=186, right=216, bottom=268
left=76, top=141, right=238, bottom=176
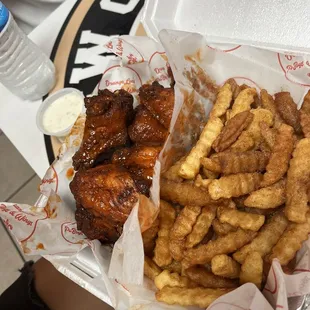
left=0, top=0, right=145, bottom=179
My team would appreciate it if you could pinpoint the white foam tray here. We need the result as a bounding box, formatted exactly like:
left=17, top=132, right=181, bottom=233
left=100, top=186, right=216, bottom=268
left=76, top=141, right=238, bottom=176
left=142, top=0, right=310, bottom=54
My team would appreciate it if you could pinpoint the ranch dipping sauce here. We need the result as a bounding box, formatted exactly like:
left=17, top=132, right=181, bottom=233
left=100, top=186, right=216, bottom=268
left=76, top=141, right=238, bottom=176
left=42, top=93, right=83, bottom=133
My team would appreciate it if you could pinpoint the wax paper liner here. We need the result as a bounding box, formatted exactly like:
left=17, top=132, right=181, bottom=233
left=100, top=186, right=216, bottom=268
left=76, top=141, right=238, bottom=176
left=2, top=31, right=310, bottom=310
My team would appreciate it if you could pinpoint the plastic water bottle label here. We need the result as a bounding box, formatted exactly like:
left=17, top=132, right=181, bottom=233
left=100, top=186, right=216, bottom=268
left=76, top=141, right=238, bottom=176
left=0, top=2, right=9, bottom=32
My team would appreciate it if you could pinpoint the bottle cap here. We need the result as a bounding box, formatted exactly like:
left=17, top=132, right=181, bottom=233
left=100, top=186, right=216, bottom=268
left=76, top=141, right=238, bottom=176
left=0, top=2, right=9, bottom=32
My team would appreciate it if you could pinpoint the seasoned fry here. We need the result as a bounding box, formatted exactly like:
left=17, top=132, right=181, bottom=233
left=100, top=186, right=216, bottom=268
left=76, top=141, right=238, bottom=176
left=144, top=257, right=162, bottom=281
left=186, top=206, right=217, bottom=248
left=226, top=78, right=240, bottom=99
left=275, top=92, right=301, bottom=133
left=261, top=124, right=294, bottom=187
left=179, top=117, right=223, bottom=179
left=162, top=260, right=182, bottom=274
left=268, top=211, right=310, bottom=265
left=244, top=179, right=286, bottom=209
left=142, top=218, right=159, bottom=256
left=233, top=212, right=289, bottom=264
left=239, top=252, right=263, bottom=289
left=162, top=156, right=186, bottom=183
left=230, top=88, right=257, bottom=118
left=210, top=83, right=233, bottom=118
left=213, top=111, right=254, bottom=152
left=260, top=89, right=283, bottom=128
left=260, top=121, right=276, bottom=149
left=160, top=178, right=222, bottom=207
left=153, top=200, right=176, bottom=267
left=170, top=205, right=201, bottom=261
left=184, top=228, right=257, bottom=264
left=300, top=90, right=310, bottom=138
left=230, top=131, right=255, bottom=152
left=211, top=254, right=240, bottom=279
left=218, top=207, right=265, bottom=231
left=186, top=266, right=238, bottom=288
left=214, top=151, right=270, bottom=174
left=212, top=218, right=237, bottom=236
left=154, top=270, right=197, bottom=290
left=201, top=157, right=221, bottom=173
left=202, top=167, right=219, bottom=179
left=156, top=286, right=232, bottom=308
left=208, top=173, right=262, bottom=200
left=285, top=138, right=310, bottom=223
left=194, top=174, right=212, bottom=189
left=243, top=206, right=282, bottom=216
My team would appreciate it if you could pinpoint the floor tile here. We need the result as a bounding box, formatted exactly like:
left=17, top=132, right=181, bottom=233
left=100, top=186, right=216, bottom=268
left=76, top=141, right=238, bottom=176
left=8, top=175, right=42, bottom=262
left=0, top=221, right=24, bottom=294
left=0, top=134, right=35, bottom=201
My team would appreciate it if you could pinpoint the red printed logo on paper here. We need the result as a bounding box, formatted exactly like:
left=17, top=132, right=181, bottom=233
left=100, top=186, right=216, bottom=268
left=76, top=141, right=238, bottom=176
left=61, top=222, right=86, bottom=244
left=149, top=52, right=170, bottom=87
left=277, top=53, right=310, bottom=86
left=40, top=165, right=58, bottom=194
left=207, top=43, right=241, bottom=53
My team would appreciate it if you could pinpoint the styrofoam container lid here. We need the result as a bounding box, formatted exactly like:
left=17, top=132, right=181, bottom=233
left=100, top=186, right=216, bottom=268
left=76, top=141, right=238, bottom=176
left=142, top=0, right=310, bottom=55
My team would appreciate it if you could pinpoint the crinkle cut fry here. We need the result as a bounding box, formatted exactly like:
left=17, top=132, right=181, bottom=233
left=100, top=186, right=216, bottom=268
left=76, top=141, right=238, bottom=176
left=212, top=218, right=237, bottom=236
left=153, top=200, right=176, bottom=267
left=154, top=270, right=197, bottom=290
left=261, top=124, right=294, bottom=187
left=184, top=228, right=256, bottom=265
left=230, top=88, right=257, bottom=119
left=208, top=173, right=262, bottom=200
left=285, top=138, right=310, bottom=223
left=179, top=117, right=223, bottom=179
left=300, top=90, right=310, bottom=138
left=142, top=217, right=159, bottom=256
left=155, top=286, right=233, bottom=308
left=211, top=254, right=240, bottom=279
left=268, top=211, right=310, bottom=265
left=144, top=257, right=161, bottom=280
left=210, top=83, right=233, bottom=118
left=260, top=121, right=277, bottom=149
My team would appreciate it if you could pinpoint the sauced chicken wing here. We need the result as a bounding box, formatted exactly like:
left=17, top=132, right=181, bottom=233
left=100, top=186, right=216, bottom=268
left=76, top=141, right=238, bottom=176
left=139, top=82, right=174, bottom=129
left=128, top=105, right=168, bottom=145
left=70, top=164, right=139, bottom=242
left=72, top=89, right=133, bottom=170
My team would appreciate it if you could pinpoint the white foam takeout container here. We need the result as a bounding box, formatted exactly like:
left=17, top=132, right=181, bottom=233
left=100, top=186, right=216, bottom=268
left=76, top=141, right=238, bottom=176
left=142, top=0, right=310, bottom=55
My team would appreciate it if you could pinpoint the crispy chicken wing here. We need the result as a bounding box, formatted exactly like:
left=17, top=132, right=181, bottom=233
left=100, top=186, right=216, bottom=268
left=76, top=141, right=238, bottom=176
left=112, top=145, right=161, bottom=195
left=72, top=89, right=133, bottom=170
left=70, top=164, right=139, bottom=242
left=128, top=105, right=168, bottom=145
left=139, top=82, right=174, bottom=129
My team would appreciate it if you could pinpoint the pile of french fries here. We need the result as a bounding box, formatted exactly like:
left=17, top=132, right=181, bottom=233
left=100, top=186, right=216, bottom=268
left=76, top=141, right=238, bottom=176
left=142, top=79, right=310, bottom=308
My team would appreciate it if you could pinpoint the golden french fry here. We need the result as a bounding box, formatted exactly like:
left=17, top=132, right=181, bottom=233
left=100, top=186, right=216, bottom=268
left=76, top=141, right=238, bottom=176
left=153, top=200, right=176, bottom=267
left=230, top=88, right=257, bottom=119
left=186, top=206, right=217, bottom=248
left=233, top=212, right=289, bottom=264
left=214, top=151, right=270, bottom=175
left=184, top=228, right=256, bottom=264
left=202, top=167, right=219, bottom=179
left=162, top=260, right=182, bottom=274
left=212, top=218, right=237, bottom=236
left=186, top=266, right=238, bottom=288
left=211, top=254, right=240, bottom=279
left=218, top=207, right=265, bottom=231
left=144, top=257, right=162, bottom=281
left=213, top=111, right=254, bottom=152
left=260, top=121, right=277, bottom=149
left=160, top=178, right=222, bottom=207
left=244, top=179, right=286, bottom=209
left=260, top=89, right=283, bottom=128
left=268, top=211, right=310, bottom=265
left=300, top=90, right=310, bottom=138
left=179, top=117, right=223, bottom=179
left=208, top=173, right=262, bottom=200
left=155, top=286, right=233, bottom=308
left=285, top=138, right=310, bottom=223
left=170, top=205, right=201, bottom=261
left=230, top=131, right=255, bottom=152
left=154, top=270, right=197, bottom=290
left=210, top=83, right=233, bottom=118
left=201, top=157, right=221, bottom=173
left=261, top=124, right=294, bottom=187
left=162, top=156, right=186, bottom=183
left=275, top=92, right=301, bottom=134
left=226, top=78, right=240, bottom=99
left=142, top=218, right=159, bottom=256
left=194, top=174, right=212, bottom=189
left=239, top=252, right=263, bottom=289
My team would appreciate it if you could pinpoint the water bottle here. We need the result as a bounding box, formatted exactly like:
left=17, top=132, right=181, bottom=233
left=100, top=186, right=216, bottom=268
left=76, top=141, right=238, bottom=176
left=0, top=2, right=55, bottom=101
